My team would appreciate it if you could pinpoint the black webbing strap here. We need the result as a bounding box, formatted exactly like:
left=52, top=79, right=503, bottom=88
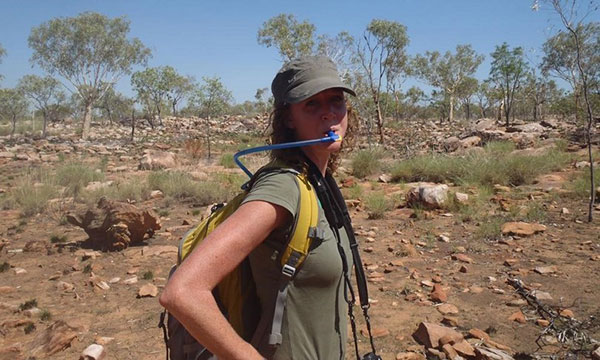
left=303, top=158, right=379, bottom=358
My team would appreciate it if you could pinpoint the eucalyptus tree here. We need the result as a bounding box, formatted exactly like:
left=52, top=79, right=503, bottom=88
left=542, top=22, right=600, bottom=121
left=0, top=89, right=29, bottom=137
left=257, top=14, right=316, bottom=61
left=28, top=12, right=151, bottom=139
left=189, top=77, right=233, bottom=159
left=355, top=19, right=409, bottom=144
left=95, top=85, right=134, bottom=125
left=489, top=43, right=530, bottom=126
left=535, top=0, right=598, bottom=222
left=412, top=44, right=484, bottom=122
left=17, top=75, right=65, bottom=137
left=131, top=67, right=169, bottom=125
left=163, top=66, right=195, bottom=117
left=317, top=31, right=355, bottom=74
left=474, top=81, right=501, bottom=119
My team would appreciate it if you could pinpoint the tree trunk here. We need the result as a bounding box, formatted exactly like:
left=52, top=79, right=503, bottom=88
left=172, top=101, right=177, bottom=117
left=374, top=100, right=385, bottom=145
left=131, top=109, right=135, bottom=142
left=10, top=115, right=16, bottom=138
left=206, top=116, right=212, bottom=159
left=449, top=95, right=454, bottom=122
left=42, top=111, right=48, bottom=138
left=82, top=102, right=93, bottom=140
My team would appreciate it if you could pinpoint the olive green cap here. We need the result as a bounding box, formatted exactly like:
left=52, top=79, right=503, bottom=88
left=271, top=55, right=356, bottom=105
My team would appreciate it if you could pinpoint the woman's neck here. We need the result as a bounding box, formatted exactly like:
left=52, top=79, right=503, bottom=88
left=302, top=149, right=328, bottom=176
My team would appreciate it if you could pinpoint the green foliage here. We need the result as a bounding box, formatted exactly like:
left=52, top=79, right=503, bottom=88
left=19, top=299, right=38, bottom=311
left=28, top=11, right=151, bottom=138
left=3, top=176, right=58, bottom=217
left=567, top=167, right=600, bottom=199
left=54, top=162, right=104, bottom=197
left=158, top=209, right=170, bottom=217
left=475, top=216, right=505, bottom=241
left=390, top=141, right=571, bottom=187
left=489, top=42, right=530, bottom=125
left=50, top=234, right=68, bottom=243
left=191, top=209, right=201, bottom=216
left=148, top=170, right=240, bottom=205
left=81, top=179, right=150, bottom=205
left=0, top=262, right=10, bottom=272
left=17, top=74, right=65, bottom=137
left=142, top=271, right=154, bottom=280
left=219, top=153, right=236, bottom=168
left=24, top=323, right=36, bottom=334
left=0, top=88, right=29, bottom=137
left=411, top=44, right=484, bottom=122
left=257, top=13, right=316, bottom=61
left=82, top=264, right=92, bottom=273
left=40, top=309, right=52, bottom=321
left=342, top=183, right=363, bottom=200
left=365, top=192, right=389, bottom=219
left=351, top=148, right=384, bottom=179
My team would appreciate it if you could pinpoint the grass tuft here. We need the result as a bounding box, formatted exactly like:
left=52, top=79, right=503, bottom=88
left=351, top=148, right=384, bottom=179
left=365, top=192, right=389, bottom=219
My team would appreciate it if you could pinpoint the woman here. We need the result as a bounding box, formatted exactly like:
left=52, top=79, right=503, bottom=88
left=160, top=55, right=357, bottom=360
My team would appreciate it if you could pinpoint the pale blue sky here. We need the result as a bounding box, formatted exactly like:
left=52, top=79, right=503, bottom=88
left=0, top=0, right=581, bottom=103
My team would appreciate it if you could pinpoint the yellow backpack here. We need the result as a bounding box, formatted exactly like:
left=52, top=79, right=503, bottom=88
left=159, top=163, right=320, bottom=360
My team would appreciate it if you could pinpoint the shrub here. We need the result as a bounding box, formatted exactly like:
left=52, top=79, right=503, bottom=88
left=219, top=153, right=236, bottom=168
left=4, top=177, right=58, bottom=217
left=148, top=171, right=242, bottom=205
left=81, top=180, right=150, bottom=205
left=24, top=323, right=36, bottom=334
left=19, top=299, right=38, bottom=311
left=351, top=148, right=384, bottom=179
left=567, top=167, right=600, bottom=199
left=50, top=234, right=68, bottom=243
left=390, top=141, right=572, bottom=187
left=365, top=192, right=389, bottom=219
left=40, top=309, right=52, bottom=321
left=142, top=271, right=154, bottom=280
left=342, top=183, right=363, bottom=200
left=82, top=264, right=92, bottom=273
left=54, top=162, right=104, bottom=197
left=475, top=216, right=505, bottom=241
left=0, top=262, right=10, bottom=272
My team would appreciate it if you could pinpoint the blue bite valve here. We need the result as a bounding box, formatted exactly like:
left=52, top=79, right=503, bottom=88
left=234, top=131, right=341, bottom=178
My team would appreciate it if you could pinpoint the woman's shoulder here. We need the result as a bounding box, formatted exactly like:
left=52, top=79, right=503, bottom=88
left=242, top=167, right=301, bottom=217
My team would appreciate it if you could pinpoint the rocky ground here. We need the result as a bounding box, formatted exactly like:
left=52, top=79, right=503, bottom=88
left=0, top=115, right=599, bottom=360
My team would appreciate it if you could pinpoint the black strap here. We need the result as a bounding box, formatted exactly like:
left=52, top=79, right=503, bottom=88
left=303, top=158, right=379, bottom=358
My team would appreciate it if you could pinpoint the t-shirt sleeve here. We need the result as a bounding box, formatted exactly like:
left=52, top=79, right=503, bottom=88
left=241, top=172, right=299, bottom=217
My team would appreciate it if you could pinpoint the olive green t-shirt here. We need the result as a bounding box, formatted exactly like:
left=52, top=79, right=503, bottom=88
left=241, top=171, right=351, bottom=360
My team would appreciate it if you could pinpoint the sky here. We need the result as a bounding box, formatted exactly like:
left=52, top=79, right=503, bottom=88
left=0, top=0, right=591, bottom=103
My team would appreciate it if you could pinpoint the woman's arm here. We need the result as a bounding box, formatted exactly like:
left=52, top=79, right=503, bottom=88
left=159, top=200, right=291, bottom=360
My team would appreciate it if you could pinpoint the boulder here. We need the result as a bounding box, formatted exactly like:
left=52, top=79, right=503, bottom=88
left=412, top=322, right=464, bottom=348
left=28, top=320, right=80, bottom=357
left=406, top=184, right=449, bottom=209
left=80, top=344, right=106, bottom=360
left=67, top=197, right=161, bottom=251
left=138, top=150, right=177, bottom=170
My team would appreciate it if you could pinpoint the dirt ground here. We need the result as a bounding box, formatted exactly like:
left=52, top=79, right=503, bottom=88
left=0, top=121, right=599, bottom=360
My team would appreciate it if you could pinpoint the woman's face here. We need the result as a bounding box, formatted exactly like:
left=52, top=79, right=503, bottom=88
left=287, top=88, right=348, bottom=155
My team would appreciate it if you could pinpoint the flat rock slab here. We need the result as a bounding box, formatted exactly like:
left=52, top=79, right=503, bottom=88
left=501, top=222, right=546, bottom=236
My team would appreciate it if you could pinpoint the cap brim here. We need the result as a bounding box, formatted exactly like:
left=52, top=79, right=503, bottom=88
left=284, top=78, right=356, bottom=104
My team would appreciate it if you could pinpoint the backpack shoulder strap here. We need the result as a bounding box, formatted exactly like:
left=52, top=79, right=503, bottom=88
left=253, top=169, right=321, bottom=354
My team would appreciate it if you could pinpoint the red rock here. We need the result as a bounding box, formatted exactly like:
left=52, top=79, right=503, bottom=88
left=501, top=221, right=546, bottom=236
left=452, top=340, right=476, bottom=357
left=452, top=253, right=473, bottom=263
left=430, top=284, right=448, bottom=303
left=508, top=311, right=527, bottom=324
left=537, top=319, right=550, bottom=327
left=560, top=309, right=574, bottom=318
left=437, top=303, right=459, bottom=315
left=360, top=326, right=389, bottom=338
left=395, top=352, right=425, bottom=360
left=137, top=283, right=158, bottom=298
left=412, top=322, right=463, bottom=348
left=442, top=343, right=460, bottom=359
left=468, top=328, right=490, bottom=342
left=459, top=265, right=468, bottom=273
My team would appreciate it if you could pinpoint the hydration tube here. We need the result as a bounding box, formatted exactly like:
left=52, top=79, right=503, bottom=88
left=234, top=130, right=341, bottom=178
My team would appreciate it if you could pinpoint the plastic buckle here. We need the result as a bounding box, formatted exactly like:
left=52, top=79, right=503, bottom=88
left=281, top=264, right=296, bottom=278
